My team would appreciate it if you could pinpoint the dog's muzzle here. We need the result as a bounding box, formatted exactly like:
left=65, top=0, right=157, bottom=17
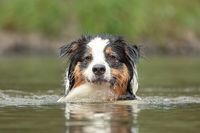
left=88, top=64, right=108, bottom=84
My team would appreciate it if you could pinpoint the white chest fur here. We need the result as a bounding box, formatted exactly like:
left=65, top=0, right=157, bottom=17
left=57, top=83, right=115, bottom=102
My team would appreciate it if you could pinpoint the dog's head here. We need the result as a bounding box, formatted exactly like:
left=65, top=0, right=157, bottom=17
left=60, top=35, right=140, bottom=100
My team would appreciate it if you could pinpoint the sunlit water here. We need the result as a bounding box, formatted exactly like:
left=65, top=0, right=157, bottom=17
left=0, top=89, right=200, bottom=133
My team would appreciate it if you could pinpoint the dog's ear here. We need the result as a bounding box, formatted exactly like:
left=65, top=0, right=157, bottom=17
left=125, top=44, right=140, bottom=65
left=59, top=41, right=80, bottom=57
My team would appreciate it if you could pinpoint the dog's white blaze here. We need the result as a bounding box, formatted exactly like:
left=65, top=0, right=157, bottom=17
left=83, top=37, right=111, bottom=81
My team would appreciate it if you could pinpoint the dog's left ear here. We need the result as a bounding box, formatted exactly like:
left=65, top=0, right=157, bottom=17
left=125, top=45, right=140, bottom=65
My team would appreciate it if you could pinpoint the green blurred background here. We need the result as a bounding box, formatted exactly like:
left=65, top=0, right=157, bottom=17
left=0, top=0, right=200, bottom=92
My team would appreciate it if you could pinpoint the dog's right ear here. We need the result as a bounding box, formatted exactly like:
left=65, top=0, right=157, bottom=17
left=60, top=36, right=88, bottom=57
left=59, top=41, right=80, bottom=57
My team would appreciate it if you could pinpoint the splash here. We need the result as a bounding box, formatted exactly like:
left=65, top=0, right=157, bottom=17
left=0, top=89, right=200, bottom=107
left=0, top=90, right=60, bottom=107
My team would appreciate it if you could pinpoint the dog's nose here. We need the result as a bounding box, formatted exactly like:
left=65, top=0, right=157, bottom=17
left=92, top=64, right=106, bottom=76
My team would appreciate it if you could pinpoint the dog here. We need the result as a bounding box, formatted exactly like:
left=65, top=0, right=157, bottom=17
left=57, top=34, right=140, bottom=102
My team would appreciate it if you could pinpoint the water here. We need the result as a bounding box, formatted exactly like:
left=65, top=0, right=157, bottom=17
left=0, top=88, right=200, bottom=133
left=0, top=57, right=200, bottom=133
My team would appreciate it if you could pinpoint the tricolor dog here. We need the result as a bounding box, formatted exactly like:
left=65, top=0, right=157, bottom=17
left=58, top=35, right=140, bottom=102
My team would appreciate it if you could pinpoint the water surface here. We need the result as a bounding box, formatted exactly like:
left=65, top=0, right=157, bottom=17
left=0, top=57, right=200, bottom=133
left=0, top=88, right=199, bottom=133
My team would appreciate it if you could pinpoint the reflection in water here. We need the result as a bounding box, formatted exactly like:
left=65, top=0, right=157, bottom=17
left=1, top=90, right=200, bottom=133
left=64, top=103, right=140, bottom=133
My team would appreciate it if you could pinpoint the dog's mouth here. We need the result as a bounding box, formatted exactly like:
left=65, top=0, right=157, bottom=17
left=87, top=76, right=116, bottom=85
left=86, top=76, right=110, bottom=84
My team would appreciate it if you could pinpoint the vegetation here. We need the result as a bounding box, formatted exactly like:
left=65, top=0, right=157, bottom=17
left=0, top=0, right=68, bottom=35
left=0, top=0, right=200, bottom=41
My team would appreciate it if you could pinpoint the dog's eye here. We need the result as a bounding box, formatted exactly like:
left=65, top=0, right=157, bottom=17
left=109, top=55, right=118, bottom=62
left=110, top=55, right=117, bottom=59
left=83, top=55, right=92, bottom=62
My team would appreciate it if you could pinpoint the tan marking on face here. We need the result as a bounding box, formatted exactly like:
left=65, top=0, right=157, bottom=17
left=73, top=62, right=86, bottom=88
left=111, top=64, right=130, bottom=98
left=105, top=47, right=113, bottom=55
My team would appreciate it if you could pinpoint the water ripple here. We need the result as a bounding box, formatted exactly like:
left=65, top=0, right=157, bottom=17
left=0, top=90, right=60, bottom=107
left=0, top=90, right=200, bottom=107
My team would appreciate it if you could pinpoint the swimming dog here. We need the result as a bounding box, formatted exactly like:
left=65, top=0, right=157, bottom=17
left=58, top=35, right=140, bottom=102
